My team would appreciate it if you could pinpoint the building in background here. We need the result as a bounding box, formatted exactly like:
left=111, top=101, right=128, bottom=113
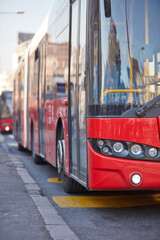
left=16, top=32, right=34, bottom=63
left=13, top=32, right=34, bottom=72
left=0, top=32, right=34, bottom=94
left=0, top=71, right=12, bottom=95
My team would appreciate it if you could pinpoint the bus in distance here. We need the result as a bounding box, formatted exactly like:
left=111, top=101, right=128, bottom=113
left=0, top=91, right=13, bottom=133
left=13, top=0, right=160, bottom=193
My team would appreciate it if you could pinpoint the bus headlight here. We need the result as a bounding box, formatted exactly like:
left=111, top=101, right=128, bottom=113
left=102, top=146, right=109, bottom=154
left=113, top=142, right=124, bottom=153
left=97, top=139, right=105, bottom=147
left=5, top=126, right=10, bottom=131
left=130, top=173, right=141, bottom=185
left=148, top=147, right=157, bottom=157
left=131, top=144, right=142, bottom=155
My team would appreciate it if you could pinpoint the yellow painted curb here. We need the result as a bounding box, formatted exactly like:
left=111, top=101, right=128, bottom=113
left=48, top=178, right=62, bottom=183
left=52, top=193, right=160, bottom=208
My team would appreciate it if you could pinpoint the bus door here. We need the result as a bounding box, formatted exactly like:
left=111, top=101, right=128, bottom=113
left=38, top=40, right=46, bottom=156
left=69, top=0, right=87, bottom=186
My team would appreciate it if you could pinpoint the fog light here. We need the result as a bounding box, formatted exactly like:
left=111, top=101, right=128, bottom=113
left=5, top=126, right=10, bottom=131
left=148, top=147, right=157, bottom=157
left=113, top=142, right=124, bottom=153
left=131, top=144, right=142, bottom=155
left=130, top=173, right=141, bottom=185
left=97, top=139, right=105, bottom=147
left=102, top=146, right=109, bottom=154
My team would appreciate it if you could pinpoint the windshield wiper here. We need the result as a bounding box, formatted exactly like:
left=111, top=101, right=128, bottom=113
left=136, top=95, right=160, bottom=117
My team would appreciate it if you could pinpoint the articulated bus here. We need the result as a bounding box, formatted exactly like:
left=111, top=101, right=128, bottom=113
left=0, top=91, right=13, bottom=133
left=13, top=0, right=160, bottom=192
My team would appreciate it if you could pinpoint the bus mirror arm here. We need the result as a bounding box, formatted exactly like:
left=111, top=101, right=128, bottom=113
left=136, top=94, right=160, bottom=117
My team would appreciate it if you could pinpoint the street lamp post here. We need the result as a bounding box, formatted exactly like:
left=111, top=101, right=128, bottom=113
left=0, top=11, right=24, bottom=14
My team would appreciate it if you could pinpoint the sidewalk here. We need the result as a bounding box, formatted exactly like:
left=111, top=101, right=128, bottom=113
left=0, top=134, right=79, bottom=240
left=0, top=135, right=52, bottom=240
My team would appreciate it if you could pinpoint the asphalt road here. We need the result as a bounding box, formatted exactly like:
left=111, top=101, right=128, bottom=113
left=3, top=134, right=160, bottom=240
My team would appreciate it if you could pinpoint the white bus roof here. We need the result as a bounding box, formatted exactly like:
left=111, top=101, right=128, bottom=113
left=28, top=0, right=68, bottom=56
left=29, top=10, right=50, bottom=56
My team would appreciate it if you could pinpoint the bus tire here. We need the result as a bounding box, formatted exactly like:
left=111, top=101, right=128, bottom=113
left=56, top=126, right=86, bottom=193
left=34, top=154, right=45, bottom=165
left=62, top=174, right=86, bottom=194
left=18, top=143, right=24, bottom=151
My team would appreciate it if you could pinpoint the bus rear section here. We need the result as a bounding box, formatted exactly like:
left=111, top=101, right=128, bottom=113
left=86, top=0, right=160, bottom=190
left=0, top=91, right=13, bottom=133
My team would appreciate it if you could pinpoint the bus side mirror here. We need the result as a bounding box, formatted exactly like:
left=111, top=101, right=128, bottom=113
left=104, top=0, right=111, bottom=18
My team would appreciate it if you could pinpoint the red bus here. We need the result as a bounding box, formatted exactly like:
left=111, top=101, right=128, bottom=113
left=13, top=54, right=29, bottom=150
left=0, top=91, right=13, bottom=133
left=13, top=0, right=160, bottom=193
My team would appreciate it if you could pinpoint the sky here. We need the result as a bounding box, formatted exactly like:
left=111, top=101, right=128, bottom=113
left=0, top=0, right=54, bottom=74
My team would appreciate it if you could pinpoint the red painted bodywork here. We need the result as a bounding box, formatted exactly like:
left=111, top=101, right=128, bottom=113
left=45, top=98, right=68, bottom=169
left=0, top=118, right=13, bottom=133
left=29, top=96, right=69, bottom=174
left=87, top=118, right=160, bottom=190
left=28, top=95, right=38, bottom=152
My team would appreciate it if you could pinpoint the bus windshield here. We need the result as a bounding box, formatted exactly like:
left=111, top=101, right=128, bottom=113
left=88, top=0, right=160, bottom=116
left=0, top=91, right=13, bottom=119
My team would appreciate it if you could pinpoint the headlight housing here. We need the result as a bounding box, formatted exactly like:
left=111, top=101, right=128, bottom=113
left=89, top=138, right=160, bottom=161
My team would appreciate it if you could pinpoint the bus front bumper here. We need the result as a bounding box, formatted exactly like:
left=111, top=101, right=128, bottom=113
left=88, top=141, right=160, bottom=190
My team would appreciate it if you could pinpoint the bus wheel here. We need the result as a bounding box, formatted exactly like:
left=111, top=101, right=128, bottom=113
left=56, top=127, right=86, bottom=193
left=57, top=139, right=63, bottom=180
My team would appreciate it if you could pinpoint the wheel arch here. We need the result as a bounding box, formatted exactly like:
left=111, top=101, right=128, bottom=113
left=56, top=118, right=63, bottom=141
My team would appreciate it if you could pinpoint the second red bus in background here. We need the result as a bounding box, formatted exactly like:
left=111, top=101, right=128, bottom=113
left=0, top=91, right=13, bottom=134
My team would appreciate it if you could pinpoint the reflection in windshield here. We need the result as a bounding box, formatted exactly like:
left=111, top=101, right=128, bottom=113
left=0, top=92, right=13, bottom=119
left=89, top=0, right=160, bottom=115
